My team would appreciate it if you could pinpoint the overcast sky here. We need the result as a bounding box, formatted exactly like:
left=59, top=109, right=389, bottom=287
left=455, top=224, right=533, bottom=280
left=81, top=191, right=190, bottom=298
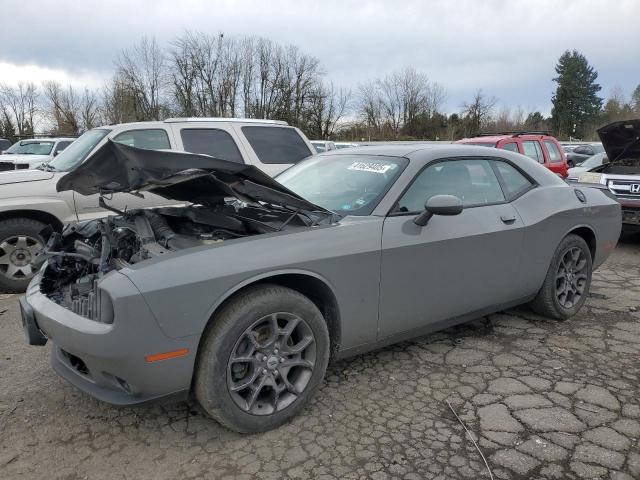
left=1, top=0, right=639, bottom=115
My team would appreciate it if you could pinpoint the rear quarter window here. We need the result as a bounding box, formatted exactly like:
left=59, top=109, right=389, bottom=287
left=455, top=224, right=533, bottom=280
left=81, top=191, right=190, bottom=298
left=180, top=128, right=244, bottom=163
left=544, top=140, right=563, bottom=163
left=242, top=126, right=312, bottom=164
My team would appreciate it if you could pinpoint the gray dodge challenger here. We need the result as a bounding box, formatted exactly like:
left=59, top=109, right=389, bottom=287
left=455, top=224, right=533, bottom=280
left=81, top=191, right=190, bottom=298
left=20, top=140, right=621, bottom=432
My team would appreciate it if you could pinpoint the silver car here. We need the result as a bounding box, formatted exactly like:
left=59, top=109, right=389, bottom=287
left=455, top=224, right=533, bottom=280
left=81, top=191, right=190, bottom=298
left=20, top=141, right=621, bottom=432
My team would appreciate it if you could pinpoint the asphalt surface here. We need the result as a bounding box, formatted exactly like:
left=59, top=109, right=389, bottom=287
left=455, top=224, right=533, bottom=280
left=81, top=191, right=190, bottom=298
left=1, top=233, right=639, bottom=480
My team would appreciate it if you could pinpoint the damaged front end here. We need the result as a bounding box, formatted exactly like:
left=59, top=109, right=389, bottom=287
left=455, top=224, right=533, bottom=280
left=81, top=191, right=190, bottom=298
left=36, top=202, right=328, bottom=321
left=34, top=141, right=336, bottom=321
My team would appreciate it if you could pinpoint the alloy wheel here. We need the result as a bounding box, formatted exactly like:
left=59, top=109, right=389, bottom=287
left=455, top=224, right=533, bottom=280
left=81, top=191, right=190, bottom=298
left=227, top=312, right=316, bottom=415
left=555, top=246, right=588, bottom=308
left=0, top=235, right=43, bottom=281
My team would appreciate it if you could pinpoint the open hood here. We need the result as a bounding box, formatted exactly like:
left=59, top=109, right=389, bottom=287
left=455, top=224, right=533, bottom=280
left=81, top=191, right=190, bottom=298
left=56, top=140, right=329, bottom=213
left=597, top=119, right=640, bottom=162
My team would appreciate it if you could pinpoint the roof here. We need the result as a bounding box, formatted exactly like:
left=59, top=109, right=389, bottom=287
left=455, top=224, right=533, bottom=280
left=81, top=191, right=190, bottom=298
left=163, top=117, right=288, bottom=125
left=459, top=132, right=556, bottom=143
left=18, top=137, right=76, bottom=142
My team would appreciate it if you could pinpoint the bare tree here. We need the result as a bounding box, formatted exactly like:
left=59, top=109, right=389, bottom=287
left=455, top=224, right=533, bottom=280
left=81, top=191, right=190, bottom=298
left=461, top=89, right=497, bottom=135
left=306, top=82, right=350, bottom=139
left=115, top=36, right=168, bottom=120
left=0, top=82, right=39, bottom=135
left=43, top=81, right=81, bottom=134
left=357, top=67, right=446, bottom=139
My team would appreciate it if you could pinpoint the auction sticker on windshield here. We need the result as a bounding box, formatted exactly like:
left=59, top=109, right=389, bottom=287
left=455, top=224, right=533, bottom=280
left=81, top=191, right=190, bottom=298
left=348, top=162, right=395, bottom=174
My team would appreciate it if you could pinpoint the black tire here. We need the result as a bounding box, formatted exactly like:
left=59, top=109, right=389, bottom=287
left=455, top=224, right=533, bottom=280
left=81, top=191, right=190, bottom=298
left=195, top=284, right=330, bottom=433
left=0, top=218, right=48, bottom=293
left=530, top=234, right=592, bottom=320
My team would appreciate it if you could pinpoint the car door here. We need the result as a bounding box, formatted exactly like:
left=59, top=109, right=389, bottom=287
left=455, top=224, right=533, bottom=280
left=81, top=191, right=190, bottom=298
left=378, top=158, right=527, bottom=339
left=73, top=128, right=177, bottom=221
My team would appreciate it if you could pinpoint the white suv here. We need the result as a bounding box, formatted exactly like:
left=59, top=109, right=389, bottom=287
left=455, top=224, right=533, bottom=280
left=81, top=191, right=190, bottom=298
left=0, top=118, right=315, bottom=291
left=0, top=137, right=75, bottom=171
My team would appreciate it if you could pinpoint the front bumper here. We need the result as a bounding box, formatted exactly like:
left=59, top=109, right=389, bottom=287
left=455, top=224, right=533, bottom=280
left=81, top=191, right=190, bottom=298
left=21, top=268, right=198, bottom=406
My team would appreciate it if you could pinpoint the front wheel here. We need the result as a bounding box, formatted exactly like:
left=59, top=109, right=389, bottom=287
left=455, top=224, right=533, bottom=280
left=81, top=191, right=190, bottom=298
left=195, top=284, right=330, bottom=433
left=530, top=234, right=592, bottom=320
left=0, top=218, right=47, bottom=293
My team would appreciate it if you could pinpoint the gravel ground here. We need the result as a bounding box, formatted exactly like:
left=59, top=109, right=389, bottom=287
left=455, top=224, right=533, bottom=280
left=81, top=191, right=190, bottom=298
left=1, top=234, right=639, bottom=480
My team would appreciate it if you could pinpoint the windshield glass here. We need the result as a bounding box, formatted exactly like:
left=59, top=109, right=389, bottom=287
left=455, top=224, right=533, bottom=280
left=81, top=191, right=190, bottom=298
left=47, top=129, right=110, bottom=171
left=5, top=141, right=54, bottom=155
left=277, top=154, right=408, bottom=215
left=579, top=153, right=606, bottom=169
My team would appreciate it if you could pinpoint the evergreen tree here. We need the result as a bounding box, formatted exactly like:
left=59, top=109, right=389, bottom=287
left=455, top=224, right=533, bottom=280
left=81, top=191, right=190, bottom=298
left=550, top=50, right=603, bottom=139
left=632, top=84, right=640, bottom=116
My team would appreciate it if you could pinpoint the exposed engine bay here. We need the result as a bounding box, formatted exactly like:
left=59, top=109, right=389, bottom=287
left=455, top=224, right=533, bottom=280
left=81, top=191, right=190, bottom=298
left=38, top=203, right=323, bottom=320
left=596, top=156, right=640, bottom=175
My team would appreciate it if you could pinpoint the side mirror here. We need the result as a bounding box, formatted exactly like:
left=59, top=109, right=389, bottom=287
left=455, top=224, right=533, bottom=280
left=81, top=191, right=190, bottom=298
left=414, top=195, right=463, bottom=226
left=602, top=156, right=609, bottom=164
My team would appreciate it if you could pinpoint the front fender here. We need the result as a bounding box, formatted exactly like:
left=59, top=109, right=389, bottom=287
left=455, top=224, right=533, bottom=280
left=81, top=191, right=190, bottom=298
left=0, top=197, right=77, bottom=224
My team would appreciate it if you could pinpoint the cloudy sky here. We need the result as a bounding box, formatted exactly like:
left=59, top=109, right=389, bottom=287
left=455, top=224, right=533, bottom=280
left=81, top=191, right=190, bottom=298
left=1, top=0, right=639, bottom=115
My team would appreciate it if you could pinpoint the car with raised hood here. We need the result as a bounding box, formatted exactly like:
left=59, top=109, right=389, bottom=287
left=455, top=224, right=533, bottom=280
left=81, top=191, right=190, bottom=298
left=0, top=137, right=75, bottom=171
left=0, top=118, right=314, bottom=293
left=575, top=120, right=640, bottom=230
left=20, top=141, right=620, bottom=433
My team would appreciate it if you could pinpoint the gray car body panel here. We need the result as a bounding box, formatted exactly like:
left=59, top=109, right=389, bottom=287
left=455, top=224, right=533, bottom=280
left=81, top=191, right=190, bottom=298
left=23, top=144, right=621, bottom=405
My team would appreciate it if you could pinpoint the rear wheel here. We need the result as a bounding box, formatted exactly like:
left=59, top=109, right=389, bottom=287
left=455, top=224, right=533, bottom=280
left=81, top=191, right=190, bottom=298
left=195, top=284, right=330, bottom=433
left=0, top=218, right=47, bottom=293
left=530, top=234, right=592, bottom=320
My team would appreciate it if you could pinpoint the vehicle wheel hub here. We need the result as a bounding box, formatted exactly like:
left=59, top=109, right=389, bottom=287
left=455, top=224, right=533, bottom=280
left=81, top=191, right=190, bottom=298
left=0, top=235, right=43, bottom=280
left=555, top=246, right=588, bottom=309
left=227, top=312, right=317, bottom=415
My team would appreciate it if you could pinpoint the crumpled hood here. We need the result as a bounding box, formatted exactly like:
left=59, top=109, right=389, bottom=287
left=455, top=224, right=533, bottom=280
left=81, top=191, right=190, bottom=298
left=0, top=154, right=50, bottom=164
left=0, top=169, right=54, bottom=185
left=597, top=119, right=640, bottom=162
left=56, top=140, right=330, bottom=213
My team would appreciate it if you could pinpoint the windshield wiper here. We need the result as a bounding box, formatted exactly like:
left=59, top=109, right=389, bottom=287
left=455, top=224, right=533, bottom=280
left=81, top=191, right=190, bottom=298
left=36, top=163, right=57, bottom=172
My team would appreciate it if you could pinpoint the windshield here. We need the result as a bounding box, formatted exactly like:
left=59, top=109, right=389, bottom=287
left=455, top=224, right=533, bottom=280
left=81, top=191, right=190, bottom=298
left=578, top=153, right=606, bottom=169
left=312, top=142, right=326, bottom=153
left=277, top=154, right=408, bottom=215
left=5, top=141, right=54, bottom=155
left=46, top=129, right=110, bottom=171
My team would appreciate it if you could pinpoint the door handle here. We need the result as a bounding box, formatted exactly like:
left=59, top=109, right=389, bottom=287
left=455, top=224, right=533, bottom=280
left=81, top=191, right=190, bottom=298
left=500, top=214, right=516, bottom=224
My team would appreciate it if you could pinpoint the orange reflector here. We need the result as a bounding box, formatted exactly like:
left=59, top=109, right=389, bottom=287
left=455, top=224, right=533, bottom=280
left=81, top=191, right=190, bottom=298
left=145, top=348, right=189, bottom=363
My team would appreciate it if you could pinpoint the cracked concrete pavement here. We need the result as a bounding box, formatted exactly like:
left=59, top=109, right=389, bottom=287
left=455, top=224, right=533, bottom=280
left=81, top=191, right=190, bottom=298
left=1, top=234, right=639, bottom=479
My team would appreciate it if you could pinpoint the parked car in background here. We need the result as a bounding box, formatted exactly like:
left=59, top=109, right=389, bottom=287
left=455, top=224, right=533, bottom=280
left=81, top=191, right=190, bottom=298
left=566, top=152, right=607, bottom=181
left=334, top=142, right=359, bottom=149
left=0, top=118, right=314, bottom=292
left=311, top=140, right=336, bottom=153
left=0, top=138, right=75, bottom=171
left=565, top=143, right=605, bottom=168
left=574, top=120, right=640, bottom=230
left=456, top=132, right=569, bottom=178
left=21, top=142, right=620, bottom=433
left=0, top=138, right=11, bottom=153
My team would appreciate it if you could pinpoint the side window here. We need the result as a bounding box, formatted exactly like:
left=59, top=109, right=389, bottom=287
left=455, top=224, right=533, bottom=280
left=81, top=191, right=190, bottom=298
left=180, top=128, right=244, bottom=163
left=522, top=140, right=544, bottom=163
left=501, top=142, right=519, bottom=153
left=544, top=141, right=562, bottom=163
left=493, top=161, right=534, bottom=199
left=396, top=159, right=505, bottom=212
left=113, top=129, right=171, bottom=150
left=242, top=126, right=312, bottom=164
left=54, top=141, right=72, bottom=154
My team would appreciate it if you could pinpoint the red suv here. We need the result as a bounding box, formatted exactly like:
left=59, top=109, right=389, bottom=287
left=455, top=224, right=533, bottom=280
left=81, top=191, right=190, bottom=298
left=457, top=132, right=569, bottom=178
